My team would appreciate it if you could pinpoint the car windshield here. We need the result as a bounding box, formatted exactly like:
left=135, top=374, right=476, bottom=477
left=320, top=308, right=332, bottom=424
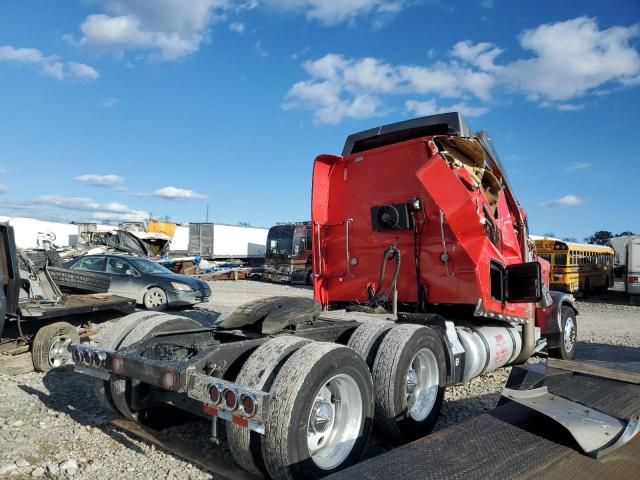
left=130, top=258, right=173, bottom=275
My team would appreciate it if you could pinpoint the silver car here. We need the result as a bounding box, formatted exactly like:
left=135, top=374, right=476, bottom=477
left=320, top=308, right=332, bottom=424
left=67, top=254, right=211, bottom=310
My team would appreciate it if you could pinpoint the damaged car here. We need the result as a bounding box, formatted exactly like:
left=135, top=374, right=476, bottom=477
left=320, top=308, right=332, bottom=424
left=65, top=254, right=211, bottom=310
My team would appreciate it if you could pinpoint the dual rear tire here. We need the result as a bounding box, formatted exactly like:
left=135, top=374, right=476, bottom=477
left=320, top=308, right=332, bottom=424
left=228, top=339, right=374, bottom=480
left=349, top=322, right=446, bottom=444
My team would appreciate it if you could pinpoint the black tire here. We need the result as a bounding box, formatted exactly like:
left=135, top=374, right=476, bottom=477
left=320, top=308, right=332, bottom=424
left=219, top=296, right=321, bottom=334
left=305, top=270, right=313, bottom=286
left=110, top=314, right=202, bottom=420
left=262, top=342, right=374, bottom=480
left=371, top=324, right=446, bottom=444
left=227, top=336, right=311, bottom=476
left=143, top=287, right=168, bottom=311
left=548, top=306, right=577, bottom=360
left=582, top=279, right=591, bottom=299
left=93, top=311, right=166, bottom=414
left=347, top=320, right=394, bottom=369
left=48, top=267, right=111, bottom=293
left=32, top=322, right=80, bottom=372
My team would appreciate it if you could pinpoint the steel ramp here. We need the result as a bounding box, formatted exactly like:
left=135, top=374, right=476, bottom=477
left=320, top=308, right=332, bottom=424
left=329, top=359, right=640, bottom=480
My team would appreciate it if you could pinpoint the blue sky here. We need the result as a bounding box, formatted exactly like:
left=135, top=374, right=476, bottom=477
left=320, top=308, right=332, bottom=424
left=0, top=0, right=638, bottom=240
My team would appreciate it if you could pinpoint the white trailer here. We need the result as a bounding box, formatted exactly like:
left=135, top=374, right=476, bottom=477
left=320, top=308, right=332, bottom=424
left=610, top=235, right=634, bottom=268
left=626, top=236, right=640, bottom=304
left=187, top=223, right=267, bottom=260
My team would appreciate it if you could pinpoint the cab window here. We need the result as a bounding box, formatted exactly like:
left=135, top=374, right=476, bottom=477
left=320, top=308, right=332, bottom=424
left=71, top=256, right=105, bottom=272
left=293, top=237, right=306, bottom=255
left=106, top=258, right=134, bottom=275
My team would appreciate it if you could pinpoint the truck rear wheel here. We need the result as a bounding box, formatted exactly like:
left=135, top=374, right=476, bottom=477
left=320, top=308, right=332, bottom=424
left=32, top=321, right=80, bottom=372
left=347, top=320, right=394, bottom=369
left=227, top=336, right=311, bottom=476
left=548, top=306, right=577, bottom=361
left=110, top=314, right=202, bottom=420
left=372, top=324, right=446, bottom=444
left=262, top=342, right=374, bottom=480
left=93, top=311, right=166, bottom=414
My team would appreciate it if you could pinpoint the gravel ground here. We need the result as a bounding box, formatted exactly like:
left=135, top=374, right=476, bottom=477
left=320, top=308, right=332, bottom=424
left=0, top=280, right=638, bottom=479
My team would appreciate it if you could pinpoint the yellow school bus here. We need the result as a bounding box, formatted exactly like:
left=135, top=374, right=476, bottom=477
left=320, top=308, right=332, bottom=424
left=533, top=237, right=614, bottom=295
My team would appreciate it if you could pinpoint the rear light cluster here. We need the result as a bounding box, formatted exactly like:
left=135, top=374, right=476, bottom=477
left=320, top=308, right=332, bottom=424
left=629, top=276, right=639, bottom=284
left=207, top=382, right=257, bottom=418
left=72, top=345, right=108, bottom=369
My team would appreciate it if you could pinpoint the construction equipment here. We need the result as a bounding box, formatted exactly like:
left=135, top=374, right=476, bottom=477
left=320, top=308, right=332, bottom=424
left=67, top=113, right=635, bottom=480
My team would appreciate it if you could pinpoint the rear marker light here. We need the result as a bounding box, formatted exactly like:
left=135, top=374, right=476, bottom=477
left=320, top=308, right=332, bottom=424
left=208, top=384, right=221, bottom=405
left=82, top=350, right=92, bottom=366
left=112, top=353, right=124, bottom=374
left=92, top=351, right=107, bottom=369
left=223, top=389, right=238, bottom=411
left=240, top=394, right=256, bottom=417
left=161, top=370, right=177, bottom=391
left=72, top=347, right=82, bottom=364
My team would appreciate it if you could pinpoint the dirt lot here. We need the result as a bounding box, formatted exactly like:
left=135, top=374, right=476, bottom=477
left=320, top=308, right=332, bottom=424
left=0, top=281, right=638, bottom=478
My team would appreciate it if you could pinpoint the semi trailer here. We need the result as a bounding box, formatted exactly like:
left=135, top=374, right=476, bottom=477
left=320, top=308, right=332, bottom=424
left=70, top=113, right=582, bottom=479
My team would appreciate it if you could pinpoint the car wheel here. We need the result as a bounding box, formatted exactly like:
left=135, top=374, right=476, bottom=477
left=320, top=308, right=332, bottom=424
left=143, top=287, right=168, bottom=311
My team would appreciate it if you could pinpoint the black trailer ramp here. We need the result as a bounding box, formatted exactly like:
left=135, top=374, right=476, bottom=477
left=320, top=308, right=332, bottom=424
left=329, top=360, right=640, bottom=480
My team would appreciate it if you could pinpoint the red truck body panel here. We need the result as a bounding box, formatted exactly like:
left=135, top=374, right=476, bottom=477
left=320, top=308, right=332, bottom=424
left=312, top=135, right=533, bottom=321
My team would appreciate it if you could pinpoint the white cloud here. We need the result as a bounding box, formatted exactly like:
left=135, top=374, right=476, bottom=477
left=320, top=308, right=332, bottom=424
left=539, top=195, right=583, bottom=208
left=565, top=162, right=590, bottom=172
left=32, top=195, right=149, bottom=222
left=73, top=174, right=124, bottom=187
left=152, top=186, right=207, bottom=200
left=285, top=17, right=640, bottom=124
left=229, top=22, right=245, bottom=33
left=504, top=17, right=640, bottom=101
left=73, top=0, right=231, bottom=61
left=263, top=0, right=413, bottom=26
left=68, top=62, right=100, bottom=80
left=480, top=0, right=494, bottom=8
left=255, top=40, right=269, bottom=58
left=0, top=45, right=99, bottom=81
left=0, top=185, right=7, bottom=194
left=97, top=97, right=120, bottom=108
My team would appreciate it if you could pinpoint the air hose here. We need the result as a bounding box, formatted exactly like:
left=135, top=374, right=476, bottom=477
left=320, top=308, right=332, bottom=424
left=368, top=243, right=401, bottom=307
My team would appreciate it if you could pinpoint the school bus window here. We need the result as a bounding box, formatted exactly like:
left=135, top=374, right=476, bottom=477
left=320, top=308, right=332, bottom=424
left=555, top=254, right=567, bottom=265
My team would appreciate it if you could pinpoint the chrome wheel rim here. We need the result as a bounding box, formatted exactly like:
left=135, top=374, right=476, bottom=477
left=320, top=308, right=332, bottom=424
left=147, top=289, right=166, bottom=308
left=564, top=317, right=576, bottom=352
left=307, top=374, right=363, bottom=470
left=48, top=335, right=73, bottom=368
left=406, top=348, right=439, bottom=421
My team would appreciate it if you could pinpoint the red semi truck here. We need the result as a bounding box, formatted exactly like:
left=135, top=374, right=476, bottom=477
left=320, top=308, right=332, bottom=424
left=69, top=113, right=580, bottom=479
